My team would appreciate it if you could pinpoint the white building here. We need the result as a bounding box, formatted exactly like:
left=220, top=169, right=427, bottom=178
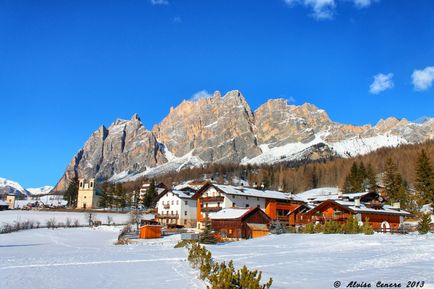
left=194, top=183, right=297, bottom=229
left=155, top=188, right=197, bottom=227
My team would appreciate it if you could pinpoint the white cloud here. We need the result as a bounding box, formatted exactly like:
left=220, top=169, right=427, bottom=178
left=285, top=0, right=335, bottom=20
left=284, top=0, right=377, bottom=20
left=173, top=16, right=182, bottom=24
left=190, top=90, right=211, bottom=101
left=149, top=0, right=169, bottom=5
left=412, top=66, right=434, bottom=91
left=353, top=0, right=372, bottom=8
left=369, top=73, right=394, bottom=94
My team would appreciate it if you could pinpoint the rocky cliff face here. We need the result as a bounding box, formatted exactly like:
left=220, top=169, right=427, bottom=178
left=53, top=90, right=434, bottom=192
left=54, top=114, right=166, bottom=191
left=153, top=90, right=261, bottom=163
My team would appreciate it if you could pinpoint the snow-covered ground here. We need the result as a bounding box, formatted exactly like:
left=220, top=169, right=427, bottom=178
left=1, top=228, right=433, bottom=289
left=0, top=228, right=203, bottom=289
left=0, top=210, right=131, bottom=227
left=208, top=234, right=434, bottom=289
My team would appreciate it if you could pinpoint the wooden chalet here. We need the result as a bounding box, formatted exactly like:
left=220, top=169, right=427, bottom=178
left=209, top=207, right=272, bottom=239
left=290, top=198, right=412, bottom=232
left=192, top=182, right=303, bottom=227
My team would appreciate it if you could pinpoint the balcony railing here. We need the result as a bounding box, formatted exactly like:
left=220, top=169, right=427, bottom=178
left=156, top=214, right=179, bottom=219
left=201, top=206, right=222, bottom=213
left=200, top=196, right=224, bottom=203
left=163, top=204, right=170, bottom=209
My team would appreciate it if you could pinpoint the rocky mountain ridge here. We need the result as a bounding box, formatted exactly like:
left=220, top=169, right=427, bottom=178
left=52, top=90, right=434, bottom=192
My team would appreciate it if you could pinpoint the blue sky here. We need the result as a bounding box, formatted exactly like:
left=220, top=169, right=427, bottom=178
left=0, top=0, right=433, bottom=187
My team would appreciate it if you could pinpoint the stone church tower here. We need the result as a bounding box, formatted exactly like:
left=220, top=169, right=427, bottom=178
left=76, top=178, right=100, bottom=209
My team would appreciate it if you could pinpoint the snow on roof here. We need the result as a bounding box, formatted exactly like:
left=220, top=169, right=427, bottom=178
left=294, top=187, right=340, bottom=202
left=171, top=190, right=195, bottom=199
left=0, top=200, right=8, bottom=206
left=334, top=200, right=411, bottom=216
left=209, top=208, right=251, bottom=219
left=142, top=213, right=155, bottom=221
left=420, top=204, right=433, bottom=214
left=294, top=187, right=374, bottom=203
left=214, top=184, right=292, bottom=201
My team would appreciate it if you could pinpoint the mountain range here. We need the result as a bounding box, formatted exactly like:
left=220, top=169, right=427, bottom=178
left=0, top=177, right=53, bottom=197
left=52, top=90, right=434, bottom=192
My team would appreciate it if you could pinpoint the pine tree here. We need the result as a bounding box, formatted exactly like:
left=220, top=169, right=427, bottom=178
left=382, top=158, right=412, bottom=210
left=199, top=214, right=217, bottom=244
left=415, top=149, right=434, bottom=205
left=143, top=180, right=158, bottom=209
left=114, top=183, right=126, bottom=209
left=366, top=164, right=377, bottom=193
left=63, top=175, right=79, bottom=207
left=99, top=182, right=114, bottom=208
left=417, top=213, right=432, bottom=234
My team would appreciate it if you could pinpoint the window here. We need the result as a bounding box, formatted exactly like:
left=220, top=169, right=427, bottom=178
left=176, top=200, right=179, bottom=205
left=185, top=201, right=188, bottom=205
left=185, top=211, right=187, bottom=216
left=246, top=196, right=248, bottom=200
left=171, top=200, right=174, bottom=205
left=228, top=229, right=233, bottom=234
left=171, top=210, right=173, bottom=215
left=184, top=220, right=187, bottom=225
left=245, top=204, right=249, bottom=208
left=90, top=182, right=93, bottom=188
left=257, top=197, right=260, bottom=201
left=232, top=202, right=236, bottom=207
left=217, top=202, right=220, bottom=207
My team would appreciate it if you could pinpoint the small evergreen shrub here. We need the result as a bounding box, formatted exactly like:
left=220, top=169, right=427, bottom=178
left=418, top=214, right=432, bottom=234
left=323, top=220, right=341, bottom=234
left=361, top=218, right=374, bottom=235
left=187, top=241, right=273, bottom=289
left=270, top=220, right=287, bottom=234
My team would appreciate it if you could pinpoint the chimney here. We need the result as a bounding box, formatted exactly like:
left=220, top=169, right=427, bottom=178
left=354, top=198, right=361, bottom=208
left=240, top=183, right=244, bottom=192
left=392, top=202, right=400, bottom=210
left=261, top=183, right=265, bottom=191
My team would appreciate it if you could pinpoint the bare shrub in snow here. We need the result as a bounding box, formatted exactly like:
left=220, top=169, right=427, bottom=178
left=46, top=218, right=57, bottom=229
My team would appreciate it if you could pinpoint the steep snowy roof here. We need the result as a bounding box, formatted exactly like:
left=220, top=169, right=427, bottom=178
left=294, top=187, right=340, bottom=202
left=171, top=190, right=195, bottom=199
left=333, top=200, right=412, bottom=216
left=214, top=184, right=293, bottom=201
left=209, top=208, right=251, bottom=219
left=295, top=187, right=374, bottom=203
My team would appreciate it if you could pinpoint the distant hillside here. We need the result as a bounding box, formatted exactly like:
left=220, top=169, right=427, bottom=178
left=122, top=140, right=434, bottom=194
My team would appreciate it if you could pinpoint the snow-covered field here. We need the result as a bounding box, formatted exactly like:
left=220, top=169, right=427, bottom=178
left=0, top=227, right=203, bottom=289
left=1, top=228, right=433, bottom=289
left=208, top=234, right=434, bottom=289
left=0, top=210, right=130, bottom=227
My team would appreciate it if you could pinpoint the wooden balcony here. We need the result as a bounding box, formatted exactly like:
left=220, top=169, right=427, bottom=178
left=163, top=204, right=170, bottom=209
left=200, top=196, right=224, bottom=203
left=201, top=206, right=222, bottom=213
left=156, top=214, right=179, bottom=219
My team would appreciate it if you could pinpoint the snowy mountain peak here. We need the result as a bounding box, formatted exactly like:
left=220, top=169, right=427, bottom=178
left=27, top=185, right=54, bottom=195
left=0, top=177, right=30, bottom=197
left=53, top=90, right=434, bottom=191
